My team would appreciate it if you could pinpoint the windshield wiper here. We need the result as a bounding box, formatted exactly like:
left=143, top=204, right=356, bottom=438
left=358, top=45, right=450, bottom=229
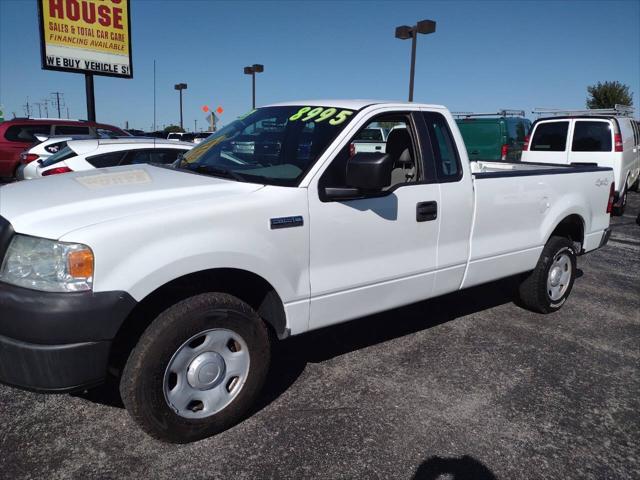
left=191, top=165, right=246, bottom=182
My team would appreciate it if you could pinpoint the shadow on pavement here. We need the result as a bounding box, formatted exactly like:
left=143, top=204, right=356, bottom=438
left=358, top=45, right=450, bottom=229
left=253, top=276, right=519, bottom=415
left=413, top=455, right=497, bottom=480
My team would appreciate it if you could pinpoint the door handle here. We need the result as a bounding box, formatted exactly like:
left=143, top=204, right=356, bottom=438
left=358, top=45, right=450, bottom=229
left=416, top=201, right=437, bottom=222
left=375, top=146, right=382, bottom=150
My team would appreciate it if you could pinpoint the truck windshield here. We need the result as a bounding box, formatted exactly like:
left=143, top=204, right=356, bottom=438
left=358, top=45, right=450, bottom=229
left=177, top=105, right=357, bottom=186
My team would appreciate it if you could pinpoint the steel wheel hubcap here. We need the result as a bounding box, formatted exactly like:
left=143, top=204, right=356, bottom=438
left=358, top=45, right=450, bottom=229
left=163, top=328, right=250, bottom=419
left=547, top=252, right=572, bottom=301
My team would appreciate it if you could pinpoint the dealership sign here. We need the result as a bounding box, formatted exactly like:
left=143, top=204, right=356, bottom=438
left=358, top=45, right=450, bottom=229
left=37, top=0, right=133, bottom=78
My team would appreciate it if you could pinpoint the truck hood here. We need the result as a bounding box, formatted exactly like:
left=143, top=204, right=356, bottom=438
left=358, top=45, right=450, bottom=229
left=0, top=165, right=264, bottom=239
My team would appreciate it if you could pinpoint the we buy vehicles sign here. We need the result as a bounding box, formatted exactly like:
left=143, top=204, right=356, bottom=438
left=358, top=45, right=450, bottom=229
left=37, top=0, right=133, bottom=78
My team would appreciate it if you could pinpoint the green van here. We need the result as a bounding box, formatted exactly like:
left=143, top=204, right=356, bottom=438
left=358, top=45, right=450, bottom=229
left=455, top=112, right=532, bottom=162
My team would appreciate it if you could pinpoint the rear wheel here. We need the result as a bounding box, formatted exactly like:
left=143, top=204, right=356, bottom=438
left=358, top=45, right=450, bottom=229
left=120, top=292, right=271, bottom=443
left=629, top=175, right=639, bottom=192
left=518, top=236, right=577, bottom=313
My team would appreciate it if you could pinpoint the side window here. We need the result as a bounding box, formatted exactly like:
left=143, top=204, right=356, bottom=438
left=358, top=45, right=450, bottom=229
left=514, top=120, right=528, bottom=142
left=122, top=149, right=153, bottom=165
left=4, top=124, right=52, bottom=142
left=571, top=121, right=612, bottom=152
left=96, top=128, right=120, bottom=138
left=319, top=113, right=420, bottom=193
left=630, top=120, right=639, bottom=146
left=422, top=112, right=462, bottom=181
left=150, top=149, right=183, bottom=164
left=85, top=151, right=126, bottom=168
left=54, top=125, right=91, bottom=135
left=530, top=121, right=569, bottom=151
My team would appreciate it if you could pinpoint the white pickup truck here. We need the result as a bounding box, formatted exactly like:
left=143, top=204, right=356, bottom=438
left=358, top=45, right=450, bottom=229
left=0, top=100, right=614, bottom=443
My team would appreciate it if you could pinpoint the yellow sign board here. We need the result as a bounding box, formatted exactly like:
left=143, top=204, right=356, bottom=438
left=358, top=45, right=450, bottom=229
left=38, top=0, right=133, bottom=78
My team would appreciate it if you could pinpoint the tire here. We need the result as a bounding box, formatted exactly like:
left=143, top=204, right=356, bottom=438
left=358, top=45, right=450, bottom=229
left=630, top=176, right=639, bottom=192
left=518, top=236, right=577, bottom=313
left=612, top=183, right=628, bottom=216
left=120, top=292, right=271, bottom=443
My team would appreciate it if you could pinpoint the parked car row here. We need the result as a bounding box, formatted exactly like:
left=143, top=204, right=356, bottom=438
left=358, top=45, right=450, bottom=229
left=0, top=117, right=127, bottom=180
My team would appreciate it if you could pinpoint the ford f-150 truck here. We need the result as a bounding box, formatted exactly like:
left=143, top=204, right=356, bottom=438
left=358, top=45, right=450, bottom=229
left=0, top=100, right=614, bottom=443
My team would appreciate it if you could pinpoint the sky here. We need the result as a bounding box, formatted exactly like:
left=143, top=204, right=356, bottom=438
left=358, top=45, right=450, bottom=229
left=1, top=0, right=639, bottom=130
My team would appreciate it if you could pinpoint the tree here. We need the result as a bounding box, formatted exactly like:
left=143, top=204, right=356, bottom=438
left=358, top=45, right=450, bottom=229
left=164, top=125, right=184, bottom=134
left=586, top=81, right=633, bottom=109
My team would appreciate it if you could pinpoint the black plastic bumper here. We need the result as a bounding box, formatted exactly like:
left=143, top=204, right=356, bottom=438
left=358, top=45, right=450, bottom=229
left=599, top=227, right=612, bottom=248
left=0, top=282, right=137, bottom=392
left=0, top=334, right=110, bottom=392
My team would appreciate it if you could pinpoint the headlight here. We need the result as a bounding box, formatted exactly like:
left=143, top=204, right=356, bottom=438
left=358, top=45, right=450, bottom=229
left=0, top=235, right=94, bottom=292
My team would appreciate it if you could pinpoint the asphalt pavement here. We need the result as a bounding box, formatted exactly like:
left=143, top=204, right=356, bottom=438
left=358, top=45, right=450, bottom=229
left=0, top=192, right=638, bottom=480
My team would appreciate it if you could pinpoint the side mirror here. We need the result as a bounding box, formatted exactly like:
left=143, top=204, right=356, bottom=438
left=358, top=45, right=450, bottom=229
left=346, top=152, right=394, bottom=190
left=323, top=152, right=394, bottom=200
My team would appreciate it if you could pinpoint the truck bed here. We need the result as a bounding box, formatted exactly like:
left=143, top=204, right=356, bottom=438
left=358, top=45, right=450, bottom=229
left=470, top=160, right=607, bottom=176
left=461, top=160, right=613, bottom=290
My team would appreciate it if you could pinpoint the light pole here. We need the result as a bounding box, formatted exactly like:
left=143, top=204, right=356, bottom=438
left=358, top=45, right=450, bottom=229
left=243, top=64, right=264, bottom=109
left=395, top=20, right=436, bottom=102
left=174, top=83, right=188, bottom=130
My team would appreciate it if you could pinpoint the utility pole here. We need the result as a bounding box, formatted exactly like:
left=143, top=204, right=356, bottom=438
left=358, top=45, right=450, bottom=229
left=153, top=60, right=157, bottom=131
left=194, top=119, right=197, bottom=132
left=51, top=92, right=63, bottom=118
left=41, top=99, right=49, bottom=117
left=23, top=98, right=31, bottom=117
left=34, top=102, right=43, bottom=117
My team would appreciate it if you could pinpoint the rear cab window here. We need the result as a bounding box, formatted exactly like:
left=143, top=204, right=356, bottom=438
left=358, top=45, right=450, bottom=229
left=530, top=121, right=569, bottom=151
left=571, top=121, right=612, bottom=152
left=423, top=112, right=462, bottom=181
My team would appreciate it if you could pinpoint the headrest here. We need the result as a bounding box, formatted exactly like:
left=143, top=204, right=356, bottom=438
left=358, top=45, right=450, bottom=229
left=386, top=128, right=413, bottom=166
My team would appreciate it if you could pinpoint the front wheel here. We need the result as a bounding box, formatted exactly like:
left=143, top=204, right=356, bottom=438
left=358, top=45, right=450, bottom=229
left=120, top=293, right=271, bottom=443
left=518, top=236, right=577, bottom=313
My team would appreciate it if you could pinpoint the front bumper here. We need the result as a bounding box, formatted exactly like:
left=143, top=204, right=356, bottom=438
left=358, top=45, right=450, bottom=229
left=0, top=281, right=137, bottom=392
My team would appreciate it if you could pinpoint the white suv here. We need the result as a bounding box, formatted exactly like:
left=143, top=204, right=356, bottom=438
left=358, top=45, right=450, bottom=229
left=29, top=138, right=193, bottom=178
left=522, top=106, right=639, bottom=215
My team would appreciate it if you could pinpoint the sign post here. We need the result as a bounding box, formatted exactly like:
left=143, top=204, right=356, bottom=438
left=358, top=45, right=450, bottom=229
left=85, top=74, right=96, bottom=122
left=37, top=0, right=133, bottom=121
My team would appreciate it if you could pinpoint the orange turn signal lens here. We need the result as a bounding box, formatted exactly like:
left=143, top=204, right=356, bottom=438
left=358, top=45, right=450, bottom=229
left=67, top=249, right=94, bottom=278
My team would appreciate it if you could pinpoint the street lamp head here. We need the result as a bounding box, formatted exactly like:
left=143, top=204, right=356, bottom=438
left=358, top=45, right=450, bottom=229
left=244, top=66, right=254, bottom=75
left=174, top=83, right=187, bottom=90
left=395, top=25, right=413, bottom=40
left=252, top=64, right=264, bottom=73
left=416, top=19, right=436, bottom=35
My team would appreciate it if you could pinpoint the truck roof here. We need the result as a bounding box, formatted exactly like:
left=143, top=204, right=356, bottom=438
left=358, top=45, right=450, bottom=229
left=265, top=99, right=446, bottom=110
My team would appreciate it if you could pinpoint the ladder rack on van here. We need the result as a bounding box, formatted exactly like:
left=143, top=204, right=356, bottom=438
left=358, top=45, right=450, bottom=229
left=452, top=109, right=526, bottom=118
left=532, top=104, right=634, bottom=117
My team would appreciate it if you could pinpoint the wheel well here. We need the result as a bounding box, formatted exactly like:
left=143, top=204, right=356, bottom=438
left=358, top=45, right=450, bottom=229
left=109, top=268, right=286, bottom=374
left=549, top=214, right=584, bottom=251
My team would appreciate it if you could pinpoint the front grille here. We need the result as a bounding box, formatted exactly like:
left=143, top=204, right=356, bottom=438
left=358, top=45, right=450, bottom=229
left=0, top=216, right=15, bottom=263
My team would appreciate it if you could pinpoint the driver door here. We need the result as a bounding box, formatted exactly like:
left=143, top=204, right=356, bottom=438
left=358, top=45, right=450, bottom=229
left=307, top=110, right=440, bottom=330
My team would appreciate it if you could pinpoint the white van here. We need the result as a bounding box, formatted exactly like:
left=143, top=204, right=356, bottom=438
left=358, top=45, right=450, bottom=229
left=522, top=106, right=640, bottom=215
